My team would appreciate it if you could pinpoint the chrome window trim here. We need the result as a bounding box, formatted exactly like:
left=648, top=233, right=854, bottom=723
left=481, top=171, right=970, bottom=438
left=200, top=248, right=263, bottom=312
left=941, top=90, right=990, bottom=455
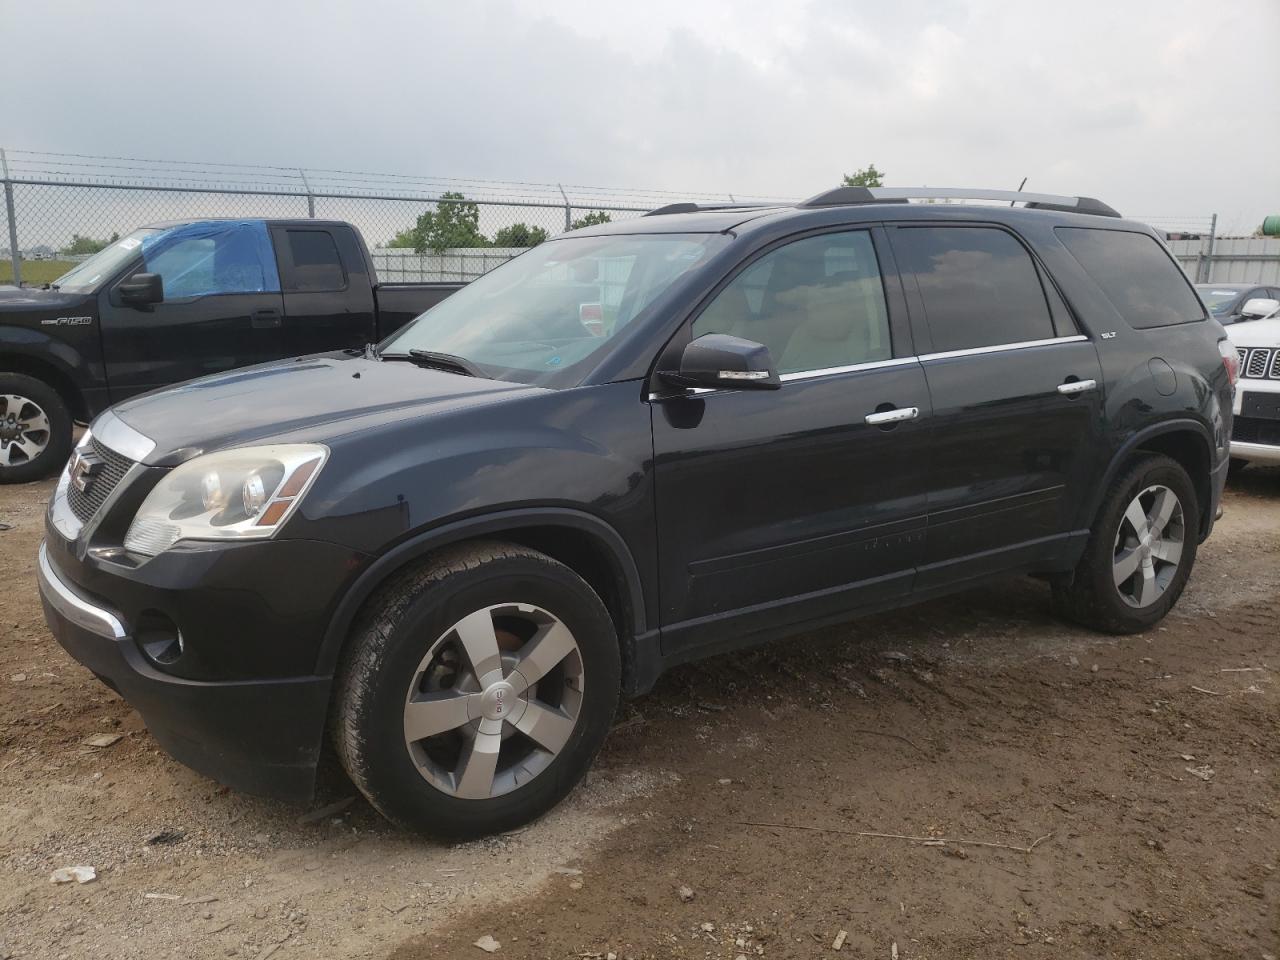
left=647, top=335, right=1090, bottom=399
left=36, top=541, right=127, bottom=640
left=93, top=410, right=156, bottom=463
left=778, top=356, right=918, bottom=382
left=919, top=335, right=1087, bottom=363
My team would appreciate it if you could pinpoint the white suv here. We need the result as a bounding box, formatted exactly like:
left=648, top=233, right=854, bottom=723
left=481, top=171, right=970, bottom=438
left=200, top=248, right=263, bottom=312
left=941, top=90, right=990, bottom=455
left=1230, top=297, right=1280, bottom=469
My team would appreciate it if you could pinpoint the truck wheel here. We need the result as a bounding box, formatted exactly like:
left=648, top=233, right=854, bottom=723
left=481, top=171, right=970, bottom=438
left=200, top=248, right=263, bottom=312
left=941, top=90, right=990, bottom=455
left=0, top=373, right=73, bottom=484
left=332, top=541, right=621, bottom=838
left=1052, top=454, right=1199, bottom=634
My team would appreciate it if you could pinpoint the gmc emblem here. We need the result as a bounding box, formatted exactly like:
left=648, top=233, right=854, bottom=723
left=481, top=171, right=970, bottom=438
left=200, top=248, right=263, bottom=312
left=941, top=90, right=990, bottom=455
left=69, top=451, right=102, bottom=493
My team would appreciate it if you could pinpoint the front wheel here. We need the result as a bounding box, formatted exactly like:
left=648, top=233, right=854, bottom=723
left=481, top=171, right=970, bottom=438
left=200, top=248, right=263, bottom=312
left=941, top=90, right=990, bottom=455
left=0, top=373, right=73, bottom=484
left=1052, top=454, right=1199, bottom=634
left=332, top=541, right=621, bottom=838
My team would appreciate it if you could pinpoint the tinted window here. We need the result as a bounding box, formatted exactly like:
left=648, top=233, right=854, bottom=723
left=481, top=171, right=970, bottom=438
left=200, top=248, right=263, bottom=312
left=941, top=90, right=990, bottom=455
left=1057, top=228, right=1205, bottom=329
left=283, top=230, right=345, bottom=292
left=893, top=226, right=1054, bottom=352
left=140, top=221, right=280, bottom=299
left=692, top=230, right=890, bottom=374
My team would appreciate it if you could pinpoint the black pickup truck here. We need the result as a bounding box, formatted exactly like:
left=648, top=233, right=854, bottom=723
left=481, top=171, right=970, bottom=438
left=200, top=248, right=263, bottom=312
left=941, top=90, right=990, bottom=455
left=0, top=219, right=461, bottom=481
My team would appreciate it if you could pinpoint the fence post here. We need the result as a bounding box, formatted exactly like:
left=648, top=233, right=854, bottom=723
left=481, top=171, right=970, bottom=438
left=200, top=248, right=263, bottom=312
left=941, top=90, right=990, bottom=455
left=1, top=148, right=20, bottom=287
left=558, top=184, right=571, bottom=232
left=298, top=168, right=315, bottom=218
left=1201, top=214, right=1217, bottom=283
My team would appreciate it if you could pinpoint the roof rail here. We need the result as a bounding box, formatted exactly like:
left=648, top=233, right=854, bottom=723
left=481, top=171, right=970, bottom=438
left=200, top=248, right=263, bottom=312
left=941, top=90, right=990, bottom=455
left=798, top=186, right=1121, bottom=218
left=643, top=201, right=773, bottom=217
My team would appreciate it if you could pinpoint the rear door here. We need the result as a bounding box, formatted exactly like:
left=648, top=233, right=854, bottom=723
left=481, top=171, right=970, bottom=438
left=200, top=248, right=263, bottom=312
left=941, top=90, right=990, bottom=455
left=887, top=223, right=1105, bottom=589
left=98, top=221, right=285, bottom=399
left=652, top=226, right=933, bottom=656
left=271, top=225, right=377, bottom=356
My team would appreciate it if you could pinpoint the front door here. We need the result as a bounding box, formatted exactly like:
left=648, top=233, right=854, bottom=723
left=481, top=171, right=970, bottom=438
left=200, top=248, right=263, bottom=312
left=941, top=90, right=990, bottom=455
left=887, top=223, right=1106, bottom=588
left=98, top=220, right=284, bottom=400
left=652, top=227, right=932, bottom=658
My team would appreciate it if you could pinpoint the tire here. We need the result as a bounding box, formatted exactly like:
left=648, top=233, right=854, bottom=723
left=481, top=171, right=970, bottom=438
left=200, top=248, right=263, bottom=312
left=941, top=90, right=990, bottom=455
left=1052, top=454, right=1199, bottom=634
left=0, top=373, right=73, bottom=484
left=332, top=540, right=621, bottom=838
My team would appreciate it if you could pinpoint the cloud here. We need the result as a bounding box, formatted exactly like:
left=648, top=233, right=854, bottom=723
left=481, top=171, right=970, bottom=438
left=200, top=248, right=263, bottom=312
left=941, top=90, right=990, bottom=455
left=5, top=0, right=1278, bottom=233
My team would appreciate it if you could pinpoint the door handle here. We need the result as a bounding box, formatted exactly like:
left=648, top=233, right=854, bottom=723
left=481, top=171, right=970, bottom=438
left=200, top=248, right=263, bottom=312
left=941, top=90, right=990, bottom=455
left=251, top=308, right=282, bottom=329
left=1056, top=379, right=1097, bottom=396
left=864, top=406, right=919, bottom=425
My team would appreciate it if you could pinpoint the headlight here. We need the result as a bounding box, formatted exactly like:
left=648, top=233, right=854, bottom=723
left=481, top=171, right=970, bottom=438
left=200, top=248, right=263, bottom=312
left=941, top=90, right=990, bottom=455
left=123, top=444, right=328, bottom=557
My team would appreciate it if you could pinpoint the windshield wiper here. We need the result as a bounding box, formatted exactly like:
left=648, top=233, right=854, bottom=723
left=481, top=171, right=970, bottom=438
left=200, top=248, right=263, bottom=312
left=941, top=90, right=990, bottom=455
left=381, top=348, right=481, bottom=377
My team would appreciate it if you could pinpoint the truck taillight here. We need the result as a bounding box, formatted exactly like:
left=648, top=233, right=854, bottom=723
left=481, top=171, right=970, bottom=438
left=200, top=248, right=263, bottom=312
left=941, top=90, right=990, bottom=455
left=1218, top=339, right=1239, bottom=390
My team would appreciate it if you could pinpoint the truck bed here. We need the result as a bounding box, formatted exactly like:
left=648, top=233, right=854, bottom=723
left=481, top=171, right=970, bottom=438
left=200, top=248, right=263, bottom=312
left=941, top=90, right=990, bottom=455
left=374, top=282, right=465, bottom=337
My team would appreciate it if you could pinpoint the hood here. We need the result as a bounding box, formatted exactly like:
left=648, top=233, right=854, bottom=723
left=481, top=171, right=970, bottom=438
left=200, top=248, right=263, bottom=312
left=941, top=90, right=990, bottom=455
left=108, top=353, right=542, bottom=464
left=0, top=285, right=91, bottom=311
left=1228, top=316, right=1280, bottom=351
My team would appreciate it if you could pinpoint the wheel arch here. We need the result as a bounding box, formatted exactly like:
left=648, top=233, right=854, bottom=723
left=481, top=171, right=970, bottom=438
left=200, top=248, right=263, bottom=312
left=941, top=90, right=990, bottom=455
left=1088, top=419, right=1216, bottom=541
left=0, top=347, right=90, bottom=421
left=315, top=508, right=652, bottom=687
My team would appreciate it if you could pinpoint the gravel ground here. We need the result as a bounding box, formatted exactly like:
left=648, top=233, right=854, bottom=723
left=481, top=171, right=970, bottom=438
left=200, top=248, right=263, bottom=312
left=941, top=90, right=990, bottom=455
left=1, top=469, right=1277, bottom=959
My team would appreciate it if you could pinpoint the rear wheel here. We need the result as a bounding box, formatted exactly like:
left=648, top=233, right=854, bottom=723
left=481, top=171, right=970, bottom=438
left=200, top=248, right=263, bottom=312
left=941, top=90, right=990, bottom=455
left=332, top=541, right=620, bottom=838
left=0, top=373, right=73, bottom=484
left=1052, top=454, right=1199, bottom=634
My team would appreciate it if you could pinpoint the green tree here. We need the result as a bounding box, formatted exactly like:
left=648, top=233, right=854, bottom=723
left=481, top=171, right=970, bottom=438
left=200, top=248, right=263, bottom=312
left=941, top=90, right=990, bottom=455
left=60, top=233, right=117, bottom=256
left=841, top=164, right=885, bottom=188
left=492, top=223, right=549, bottom=248
left=384, top=228, right=417, bottom=249
left=410, top=192, right=490, bottom=254
left=569, top=210, right=613, bottom=230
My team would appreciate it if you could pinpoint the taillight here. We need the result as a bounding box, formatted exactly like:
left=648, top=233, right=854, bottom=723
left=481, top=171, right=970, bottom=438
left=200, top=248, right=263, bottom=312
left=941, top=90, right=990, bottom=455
left=1218, top=339, right=1239, bottom=390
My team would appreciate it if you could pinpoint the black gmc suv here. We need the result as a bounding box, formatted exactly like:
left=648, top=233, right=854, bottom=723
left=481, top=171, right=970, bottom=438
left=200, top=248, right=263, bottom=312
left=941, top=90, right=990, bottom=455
left=37, top=187, right=1236, bottom=838
left=0, top=218, right=460, bottom=483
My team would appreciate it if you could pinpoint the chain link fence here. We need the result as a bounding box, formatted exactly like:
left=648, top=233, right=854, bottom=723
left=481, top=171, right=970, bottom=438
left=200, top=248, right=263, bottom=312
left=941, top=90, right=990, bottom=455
left=0, top=148, right=793, bottom=286
left=5, top=148, right=1276, bottom=287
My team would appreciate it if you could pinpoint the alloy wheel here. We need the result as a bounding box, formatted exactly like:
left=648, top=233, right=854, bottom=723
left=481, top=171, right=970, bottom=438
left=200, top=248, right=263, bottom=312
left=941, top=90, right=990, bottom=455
left=402, top=603, right=585, bottom=800
left=1112, top=484, right=1185, bottom=608
left=0, top=394, right=51, bottom=468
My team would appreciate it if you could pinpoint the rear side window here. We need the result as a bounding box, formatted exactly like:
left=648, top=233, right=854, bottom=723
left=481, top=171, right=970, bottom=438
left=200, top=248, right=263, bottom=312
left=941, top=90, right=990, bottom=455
left=892, top=226, right=1055, bottom=352
left=281, top=230, right=346, bottom=292
left=1056, top=228, right=1205, bottom=329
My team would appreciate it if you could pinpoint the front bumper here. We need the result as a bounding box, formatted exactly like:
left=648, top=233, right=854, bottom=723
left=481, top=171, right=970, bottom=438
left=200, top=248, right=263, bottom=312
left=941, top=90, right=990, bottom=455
left=1231, top=440, right=1280, bottom=465
left=37, top=541, right=332, bottom=800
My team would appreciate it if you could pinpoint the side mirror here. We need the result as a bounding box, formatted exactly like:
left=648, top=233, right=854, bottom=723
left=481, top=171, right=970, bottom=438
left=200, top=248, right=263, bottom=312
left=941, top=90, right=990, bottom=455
left=1240, top=297, right=1279, bottom=320
left=118, top=272, right=164, bottom=306
left=660, top=333, right=780, bottom=391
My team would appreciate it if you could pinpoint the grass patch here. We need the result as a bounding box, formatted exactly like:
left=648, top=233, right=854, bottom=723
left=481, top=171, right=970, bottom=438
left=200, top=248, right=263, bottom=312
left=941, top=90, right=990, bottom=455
left=0, top=260, right=76, bottom=286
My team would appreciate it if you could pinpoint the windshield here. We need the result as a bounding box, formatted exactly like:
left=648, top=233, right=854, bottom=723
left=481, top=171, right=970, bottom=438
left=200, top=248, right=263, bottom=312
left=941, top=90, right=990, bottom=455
left=52, top=229, right=158, bottom=292
left=1196, top=287, right=1244, bottom=316
left=380, top=233, right=728, bottom=384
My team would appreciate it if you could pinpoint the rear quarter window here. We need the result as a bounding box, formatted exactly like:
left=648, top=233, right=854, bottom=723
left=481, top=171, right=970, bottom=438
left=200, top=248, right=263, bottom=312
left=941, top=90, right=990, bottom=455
left=1056, top=228, right=1205, bottom=329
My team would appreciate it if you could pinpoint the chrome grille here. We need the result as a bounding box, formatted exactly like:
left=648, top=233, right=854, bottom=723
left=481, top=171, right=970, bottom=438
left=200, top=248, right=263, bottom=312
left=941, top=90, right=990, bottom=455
left=65, top=438, right=135, bottom=525
left=1272, top=350, right=1280, bottom=380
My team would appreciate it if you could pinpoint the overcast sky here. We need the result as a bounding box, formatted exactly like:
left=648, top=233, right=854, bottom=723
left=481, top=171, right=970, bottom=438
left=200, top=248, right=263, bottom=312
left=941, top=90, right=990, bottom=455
left=6, top=0, right=1279, bottom=234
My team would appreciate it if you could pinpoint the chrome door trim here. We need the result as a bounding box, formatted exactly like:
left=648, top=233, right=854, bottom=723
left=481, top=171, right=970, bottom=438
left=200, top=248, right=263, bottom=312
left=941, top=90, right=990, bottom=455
left=778, top=356, right=919, bottom=382
left=919, top=335, right=1088, bottom=363
left=647, top=336, right=1091, bottom=401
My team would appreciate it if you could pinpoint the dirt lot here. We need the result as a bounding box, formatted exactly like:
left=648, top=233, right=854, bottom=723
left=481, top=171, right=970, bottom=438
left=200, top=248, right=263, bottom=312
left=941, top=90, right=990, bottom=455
left=0, top=471, right=1277, bottom=960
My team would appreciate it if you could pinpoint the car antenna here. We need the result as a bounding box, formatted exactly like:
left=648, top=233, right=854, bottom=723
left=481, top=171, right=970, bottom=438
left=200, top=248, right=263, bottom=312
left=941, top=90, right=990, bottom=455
left=1011, top=177, right=1028, bottom=207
